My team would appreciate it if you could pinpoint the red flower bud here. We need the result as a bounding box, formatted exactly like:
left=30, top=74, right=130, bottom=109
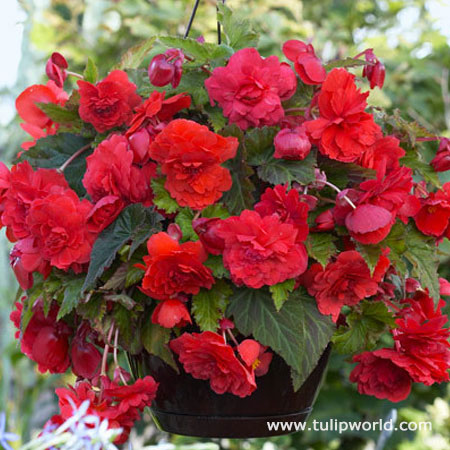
left=151, top=299, right=192, bottom=328
left=45, top=52, right=68, bottom=88
left=345, top=204, right=393, bottom=244
left=148, top=49, right=184, bottom=88
left=310, top=168, right=327, bottom=190
left=192, top=217, right=225, bottom=255
left=167, top=223, right=183, bottom=241
left=313, top=209, right=335, bottom=232
left=31, top=326, right=70, bottom=373
left=219, top=317, right=235, bottom=331
left=10, top=247, right=33, bottom=290
left=282, top=40, right=326, bottom=85
left=440, top=277, right=450, bottom=296
left=405, top=278, right=421, bottom=293
left=431, top=138, right=450, bottom=172
left=70, top=337, right=102, bottom=380
left=128, top=128, right=151, bottom=164
left=298, top=194, right=318, bottom=210
left=362, top=49, right=385, bottom=89
left=274, top=126, right=311, bottom=160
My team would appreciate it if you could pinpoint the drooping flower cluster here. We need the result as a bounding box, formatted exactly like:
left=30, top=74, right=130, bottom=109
left=170, top=331, right=272, bottom=398
left=350, top=290, right=450, bottom=402
left=51, top=375, right=158, bottom=444
left=6, top=16, right=450, bottom=444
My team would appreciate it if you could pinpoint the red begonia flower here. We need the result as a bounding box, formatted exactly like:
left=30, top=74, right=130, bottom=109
left=26, top=189, right=95, bottom=271
left=216, top=210, right=308, bottom=288
left=414, top=183, right=450, bottom=237
left=431, top=138, right=450, bottom=172
left=149, top=119, right=238, bottom=210
left=205, top=48, right=297, bottom=130
left=83, top=134, right=156, bottom=206
left=358, top=136, right=405, bottom=177
left=78, top=70, right=141, bottom=132
left=254, top=184, right=309, bottom=242
left=304, top=68, right=381, bottom=162
left=350, top=349, right=412, bottom=402
left=169, top=331, right=257, bottom=398
left=2, top=161, right=69, bottom=241
left=16, top=81, right=68, bottom=129
left=305, top=251, right=389, bottom=322
left=10, top=299, right=71, bottom=374
left=139, top=232, right=214, bottom=300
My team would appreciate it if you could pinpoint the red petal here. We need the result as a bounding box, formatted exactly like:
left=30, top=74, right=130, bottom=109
left=237, top=339, right=261, bottom=366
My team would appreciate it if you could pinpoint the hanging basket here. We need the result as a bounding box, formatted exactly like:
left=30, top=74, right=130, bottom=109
left=129, top=345, right=331, bottom=438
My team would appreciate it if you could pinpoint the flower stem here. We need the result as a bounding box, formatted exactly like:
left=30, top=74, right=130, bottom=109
left=284, top=107, right=307, bottom=114
left=101, top=323, right=115, bottom=376
left=58, top=143, right=91, bottom=172
left=114, top=328, right=128, bottom=385
left=323, top=180, right=357, bottom=209
left=66, top=70, right=84, bottom=80
left=227, top=328, right=239, bottom=346
left=184, top=0, right=201, bottom=39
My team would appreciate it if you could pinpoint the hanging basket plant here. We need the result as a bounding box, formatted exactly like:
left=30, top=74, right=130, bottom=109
left=5, top=2, right=450, bottom=445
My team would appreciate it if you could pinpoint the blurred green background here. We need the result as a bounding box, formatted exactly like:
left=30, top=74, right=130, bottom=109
left=1, top=0, right=450, bottom=449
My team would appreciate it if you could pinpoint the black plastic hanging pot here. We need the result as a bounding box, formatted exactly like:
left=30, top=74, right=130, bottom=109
left=129, top=345, right=331, bottom=438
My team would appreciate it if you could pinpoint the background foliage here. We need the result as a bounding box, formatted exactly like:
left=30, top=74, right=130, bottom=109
left=1, top=0, right=450, bottom=448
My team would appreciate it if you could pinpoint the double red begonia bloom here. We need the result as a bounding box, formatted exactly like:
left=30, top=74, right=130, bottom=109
left=83, top=134, right=157, bottom=206
left=139, top=231, right=214, bottom=300
left=358, top=135, right=405, bottom=177
left=282, top=40, right=326, bottom=85
left=304, top=68, right=381, bottom=162
left=10, top=299, right=71, bottom=374
left=414, top=183, right=450, bottom=238
left=392, top=290, right=450, bottom=385
left=431, top=138, right=450, bottom=172
left=215, top=210, right=308, bottom=288
left=170, top=331, right=257, bottom=398
left=304, top=250, right=390, bottom=322
left=26, top=189, right=96, bottom=271
left=149, top=119, right=238, bottom=210
left=16, top=80, right=69, bottom=150
left=358, top=167, right=415, bottom=216
left=205, top=48, right=297, bottom=130
left=151, top=298, right=192, bottom=328
left=349, top=349, right=412, bottom=402
left=78, top=70, right=141, bottom=132
left=55, top=375, right=158, bottom=444
left=254, top=184, right=309, bottom=242
left=2, top=161, right=94, bottom=274
left=2, top=161, right=69, bottom=241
